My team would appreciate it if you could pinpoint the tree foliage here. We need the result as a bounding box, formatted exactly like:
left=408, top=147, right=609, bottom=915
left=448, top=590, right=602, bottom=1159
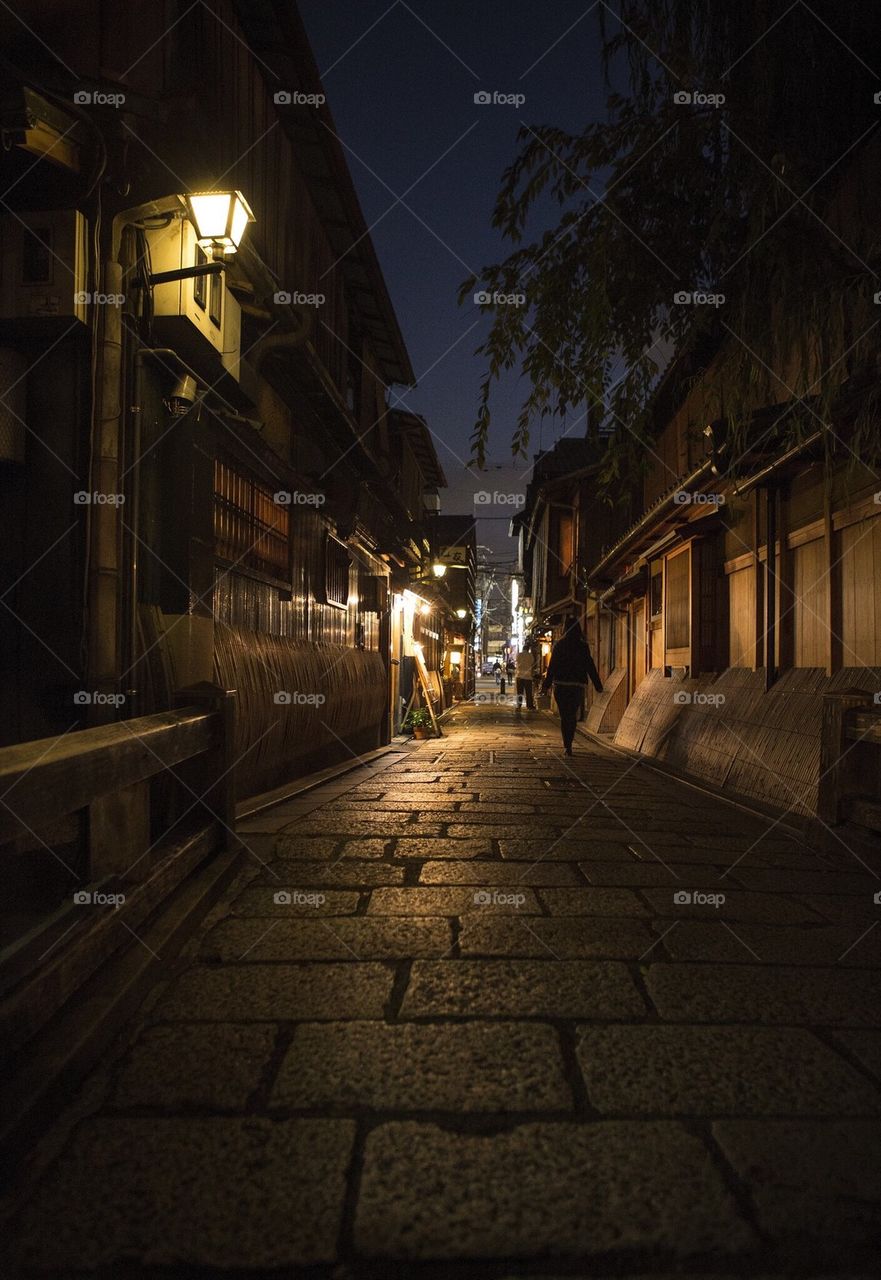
left=463, top=0, right=881, bottom=493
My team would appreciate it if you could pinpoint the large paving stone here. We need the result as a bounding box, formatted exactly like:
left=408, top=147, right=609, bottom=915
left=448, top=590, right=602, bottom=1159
left=294, top=818, right=440, bottom=836
left=713, top=1120, right=881, bottom=1246
left=155, top=963, right=393, bottom=1021
left=254, top=860, right=405, bottom=887
left=15, top=1118, right=354, bottom=1268
left=229, top=887, right=360, bottom=916
left=112, top=1024, right=276, bottom=1108
left=660, top=920, right=881, bottom=967
left=459, top=916, right=656, bottom=960
left=448, top=824, right=570, bottom=840
left=368, top=886, right=541, bottom=915
left=394, top=836, right=493, bottom=858
left=419, top=860, right=581, bottom=885
left=643, top=886, right=824, bottom=925
left=201, top=916, right=453, bottom=961
left=354, top=1120, right=753, bottom=1259
left=538, top=887, right=648, bottom=916
left=576, top=1026, right=881, bottom=1115
left=272, top=834, right=387, bottom=859
left=645, top=963, right=881, bottom=1026
left=793, top=894, right=881, bottom=926
left=400, top=960, right=645, bottom=1019
left=579, top=861, right=693, bottom=885
left=830, top=1028, right=881, bottom=1079
left=271, top=1022, right=570, bottom=1112
left=729, top=868, right=881, bottom=894
left=499, top=839, right=636, bottom=861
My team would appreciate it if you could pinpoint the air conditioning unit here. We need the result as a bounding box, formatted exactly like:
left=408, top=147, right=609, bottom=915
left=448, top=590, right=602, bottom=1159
left=146, top=216, right=241, bottom=381
left=0, top=209, right=88, bottom=323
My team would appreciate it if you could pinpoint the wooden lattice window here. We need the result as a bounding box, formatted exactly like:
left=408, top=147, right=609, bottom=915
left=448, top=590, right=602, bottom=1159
left=213, top=457, right=290, bottom=580
left=325, top=534, right=351, bottom=608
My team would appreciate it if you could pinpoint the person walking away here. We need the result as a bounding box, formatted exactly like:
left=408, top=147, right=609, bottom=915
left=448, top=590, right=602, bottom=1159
left=515, top=645, right=536, bottom=711
left=541, top=616, right=603, bottom=755
left=492, top=660, right=501, bottom=686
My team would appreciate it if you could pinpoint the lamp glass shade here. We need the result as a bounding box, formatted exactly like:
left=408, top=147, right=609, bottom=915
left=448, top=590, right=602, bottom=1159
left=455, top=608, right=467, bottom=618
left=187, top=190, right=254, bottom=252
left=432, top=562, right=447, bottom=578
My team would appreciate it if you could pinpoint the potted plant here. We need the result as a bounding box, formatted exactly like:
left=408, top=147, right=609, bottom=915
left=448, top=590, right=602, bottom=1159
left=403, top=707, right=433, bottom=739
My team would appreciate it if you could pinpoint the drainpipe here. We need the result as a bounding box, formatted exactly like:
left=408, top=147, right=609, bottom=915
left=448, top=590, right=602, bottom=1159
left=86, top=198, right=184, bottom=724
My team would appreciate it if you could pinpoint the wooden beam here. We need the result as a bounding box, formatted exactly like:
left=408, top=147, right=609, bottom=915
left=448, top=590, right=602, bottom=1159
left=0, top=709, right=217, bottom=844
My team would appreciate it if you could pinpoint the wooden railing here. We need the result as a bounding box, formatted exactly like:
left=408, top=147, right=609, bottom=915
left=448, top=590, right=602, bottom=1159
left=817, top=691, right=881, bottom=832
left=0, top=684, right=237, bottom=1054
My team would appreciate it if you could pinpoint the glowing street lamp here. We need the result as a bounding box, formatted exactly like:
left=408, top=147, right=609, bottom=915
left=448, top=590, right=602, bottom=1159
left=431, top=562, right=447, bottom=578
left=186, top=190, right=255, bottom=257
left=456, top=608, right=467, bottom=619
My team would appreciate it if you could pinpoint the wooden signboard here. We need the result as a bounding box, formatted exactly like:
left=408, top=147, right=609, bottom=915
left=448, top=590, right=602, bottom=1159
left=402, top=645, right=442, bottom=737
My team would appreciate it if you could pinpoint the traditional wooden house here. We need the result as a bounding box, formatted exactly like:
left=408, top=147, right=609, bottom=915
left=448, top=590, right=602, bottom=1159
left=0, top=0, right=444, bottom=803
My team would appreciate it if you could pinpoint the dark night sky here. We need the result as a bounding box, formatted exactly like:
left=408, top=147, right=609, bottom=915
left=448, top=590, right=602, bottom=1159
left=297, top=0, right=611, bottom=551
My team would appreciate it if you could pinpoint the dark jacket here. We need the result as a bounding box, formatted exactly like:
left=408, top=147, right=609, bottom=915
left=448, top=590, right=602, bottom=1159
left=544, top=636, right=603, bottom=693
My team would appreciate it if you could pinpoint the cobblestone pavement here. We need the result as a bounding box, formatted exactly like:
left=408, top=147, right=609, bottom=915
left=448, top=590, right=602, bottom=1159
left=9, top=699, right=881, bottom=1276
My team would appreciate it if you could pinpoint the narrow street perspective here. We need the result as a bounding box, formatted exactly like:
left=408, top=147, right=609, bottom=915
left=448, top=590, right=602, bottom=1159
left=9, top=694, right=881, bottom=1275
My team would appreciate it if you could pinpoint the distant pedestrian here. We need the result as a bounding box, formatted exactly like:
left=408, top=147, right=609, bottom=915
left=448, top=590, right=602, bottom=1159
left=515, top=645, right=536, bottom=711
left=506, top=656, right=515, bottom=684
left=492, top=660, right=501, bottom=686
left=541, top=616, right=603, bottom=755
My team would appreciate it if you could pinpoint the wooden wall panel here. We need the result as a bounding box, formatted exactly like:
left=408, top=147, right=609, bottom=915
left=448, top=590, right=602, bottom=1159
left=728, top=566, right=755, bottom=668
left=793, top=537, right=828, bottom=668
left=840, top=514, right=881, bottom=667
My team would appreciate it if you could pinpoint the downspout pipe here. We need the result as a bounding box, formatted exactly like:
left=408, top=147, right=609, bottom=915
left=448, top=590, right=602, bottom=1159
left=87, top=199, right=185, bottom=725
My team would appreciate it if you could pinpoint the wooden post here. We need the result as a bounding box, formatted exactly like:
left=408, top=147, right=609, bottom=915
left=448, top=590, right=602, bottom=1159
left=173, top=682, right=238, bottom=849
left=765, top=487, right=777, bottom=690
left=753, top=493, right=764, bottom=672
left=778, top=482, right=794, bottom=671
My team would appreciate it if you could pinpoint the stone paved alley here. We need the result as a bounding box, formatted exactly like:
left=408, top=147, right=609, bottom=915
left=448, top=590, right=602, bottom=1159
left=8, top=697, right=881, bottom=1276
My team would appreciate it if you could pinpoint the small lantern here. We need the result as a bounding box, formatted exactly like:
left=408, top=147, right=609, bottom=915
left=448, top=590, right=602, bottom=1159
left=186, top=190, right=255, bottom=256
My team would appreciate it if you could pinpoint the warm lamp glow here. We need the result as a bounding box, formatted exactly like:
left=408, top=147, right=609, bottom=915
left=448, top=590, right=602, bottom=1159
left=187, top=190, right=254, bottom=255
left=455, top=608, right=467, bottom=619
left=450, top=650, right=462, bottom=665
left=420, top=603, right=430, bottom=615
left=431, top=562, right=447, bottom=578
